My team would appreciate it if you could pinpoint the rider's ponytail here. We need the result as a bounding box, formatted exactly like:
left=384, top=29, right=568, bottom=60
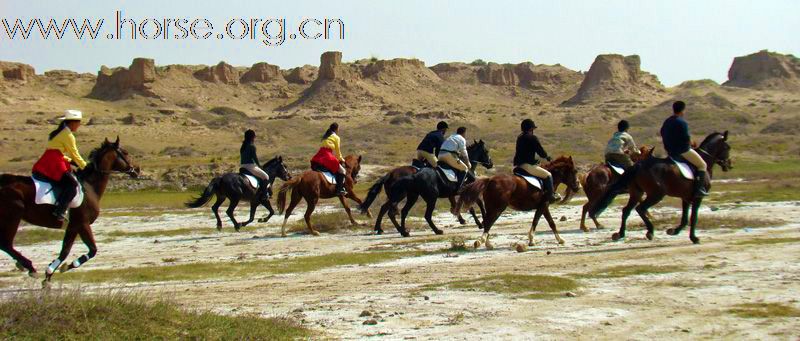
left=322, top=122, right=339, bottom=140
left=48, top=121, right=68, bottom=141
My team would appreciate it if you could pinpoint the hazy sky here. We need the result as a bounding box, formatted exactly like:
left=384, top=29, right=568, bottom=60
left=1, top=0, right=797, bottom=85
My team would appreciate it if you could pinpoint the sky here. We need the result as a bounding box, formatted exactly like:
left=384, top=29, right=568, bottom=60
left=1, top=0, right=798, bottom=86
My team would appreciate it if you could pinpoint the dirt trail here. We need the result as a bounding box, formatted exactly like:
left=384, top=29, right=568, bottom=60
left=2, top=200, right=799, bottom=340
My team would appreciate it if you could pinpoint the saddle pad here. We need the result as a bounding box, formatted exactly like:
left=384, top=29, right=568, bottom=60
left=33, top=177, right=84, bottom=208
left=243, top=174, right=259, bottom=188
left=670, top=157, right=694, bottom=180
left=515, top=174, right=542, bottom=189
left=440, top=168, right=458, bottom=182
left=607, top=162, right=625, bottom=176
left=319, top=171, right=336, bottom=184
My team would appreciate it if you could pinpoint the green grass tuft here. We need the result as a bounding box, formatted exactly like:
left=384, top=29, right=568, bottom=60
left=728, top=302, right=800, bottom=318
left=13, top=228, right=64, bottom=246
left=575, top=265, right=684, bottom=279
left=423, top=274, right=580, bottom=300
left=733, top=237, right=800, bottom=246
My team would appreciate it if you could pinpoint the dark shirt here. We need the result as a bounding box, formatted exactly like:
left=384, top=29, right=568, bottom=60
left=240, top=143, right=259, bottom=165
left=416, top=130, right=445, bottom=155
left=514, top=133, right=549, bottom=165
left=660, top=115, right=691, bottom=156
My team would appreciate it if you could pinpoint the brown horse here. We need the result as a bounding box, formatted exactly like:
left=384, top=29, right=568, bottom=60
left=277, top=155, right=368, bottom=236
left=579, top=146, right=653, bottom=231
left=456, top=156, right=581, bottom=249
left=0, top=137, right=139, bottom=283
left=589, top=132, right=732, bottom=244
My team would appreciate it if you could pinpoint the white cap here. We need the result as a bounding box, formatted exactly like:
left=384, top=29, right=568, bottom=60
left=61, top=109, right=83, bottom=121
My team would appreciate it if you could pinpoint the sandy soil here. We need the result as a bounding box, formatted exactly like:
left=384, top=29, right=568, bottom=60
left=2, top=198, right=799, bottom=340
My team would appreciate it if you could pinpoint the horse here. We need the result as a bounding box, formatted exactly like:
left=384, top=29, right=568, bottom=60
left=359, top=140, right=494, bottom=235
left=276, top=155, right=367, bottom=237
left=383, top=141, right=495, bottom=236
left=456, top=156, right=581, bottom=249
left=579, top=146, right=654, bottom=231
left=185, top=156, right=292, bottom=231
left=589, top=131, right=732, bottom=244
left=0, top=137, right=139, bottom=283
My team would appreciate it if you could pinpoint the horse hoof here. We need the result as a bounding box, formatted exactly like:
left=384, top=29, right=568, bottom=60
left=59, top=263, right=71, bottom=273
left=41, top=279, right=51, bottom=290
left=473, top=240, right=482, bottom=249
left=580, top=227, right=589, bottom=233
left=28, top=271, right=39, bottom=279
left=611, top=232, right=624, bottom=241
left=401, top=233, right=411, bottom=238
left=311, top=231, right=321, bottom=236
left=666, top=228, right=678, bottom=236
left=375, top=229, right=384, bottom=235
left=485, top=242, right=494, bottom=250
left=216, top=225, right=223, bottom=232
left=558, top=238, right=566, bottom=245
left=458, top=219, right=466, bottom=225
left=646, top=232, right=654, bottom=241
left=15, top=262, right=26, bottom=272
left=281, top=233, right=288, bottom=238
left=434, top=230, right=444, bottom=235
left=690, top=236, right=700, bottom=244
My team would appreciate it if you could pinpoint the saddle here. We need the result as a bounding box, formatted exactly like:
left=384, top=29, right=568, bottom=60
left=410, top=158, right=431, bottom=170
left=513, top=167, right=543, bottom=190
left=310, top=164, right=337, bottom=184
left=238, top=168, right=260, bottom=189
left=436, top=163, right=460, bottom=183
left=668, top=156, right=694, bottom=180
left=32, top=173, right=84, bottom=208
left=606, top=162, right=626, bottom=176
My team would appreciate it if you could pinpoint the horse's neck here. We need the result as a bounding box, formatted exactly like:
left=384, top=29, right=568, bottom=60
left=695, top=147, right=716, bottom=177
left=82, top=167, right=111, bottom=199
left=264, top=163, right=278, bottom=185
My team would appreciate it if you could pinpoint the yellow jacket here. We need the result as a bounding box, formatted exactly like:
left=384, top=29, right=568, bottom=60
left=47, top=129, right=87, bottom=169
left=321, top=133, right=344, bottom=161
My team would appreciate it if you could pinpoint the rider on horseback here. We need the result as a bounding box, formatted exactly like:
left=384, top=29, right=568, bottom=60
left=438, top=126, right=471, bottom=189
left=415, top=121, right=448, bottom=168
left=31, top=110, right=87, bottom=222
left=514, top=119, right=560, bottom=203
left=661, top=101, right=708, bottom=198
left=311, top=123, right=348, bottom=195
left=240, top=129, right=270, bottom=201
left=605, top=120, right=640, bottom=168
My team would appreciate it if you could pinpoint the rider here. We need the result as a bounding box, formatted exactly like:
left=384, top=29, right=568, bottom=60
left=514, top=119, right=560, bottom=203
left=415, top=121, right=448, bottom=167
left=438, top=126, right=471, bottom=189
left=32, top=110, right=87, bottom=222
left=240, top=129, right=270, bottom=201
left=605, top=120, right=640, bottom=168
left=311, top=122, right=347, bottom=195
left=660, top=100, right=708, bottom=198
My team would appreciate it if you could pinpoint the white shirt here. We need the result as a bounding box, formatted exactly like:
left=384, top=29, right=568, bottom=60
left=440, top=133, right=469, bottom=161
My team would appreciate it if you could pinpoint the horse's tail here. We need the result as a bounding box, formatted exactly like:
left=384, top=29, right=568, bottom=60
left=456, top=178, right=488, bottom=212
left=589, top=163, right=641, bottom=217
left=359, top=174, right=388, bottom=213
left=185, top=177, right=220, bottom=208
left=277, top=177, right=300, bottom=214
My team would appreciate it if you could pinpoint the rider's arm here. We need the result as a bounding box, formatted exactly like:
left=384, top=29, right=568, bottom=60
left=532, top=135, right=550, bottom=161
left=332, top=134, right=344, bottom=162
left=251, top=145, right=260, bottom=165
left=624, top=133, right=640, bottom=155
left=63, top=132, right=87, bottom=169
left=458, top=136, right=471, bottom=168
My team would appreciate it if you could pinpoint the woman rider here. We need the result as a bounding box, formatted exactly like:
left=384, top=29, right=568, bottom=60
left=240, top=129, right=270, bottom=200
left=310, top=123, right=347, bottom=195
left=605, top=120, right=640, bottom=168
left=513, top=118, right=560, bottom=203
left=32, top=110, right=87, bottom=222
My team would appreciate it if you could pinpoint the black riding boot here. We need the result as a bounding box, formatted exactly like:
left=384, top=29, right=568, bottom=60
left=455, top=171, right=467, bottom=191
left=256, top=180, right=270, bottom=201
left=334, top=173, right=347, bottom=196
left=543, top=176, right=561, bottom=204
left=53, top=172, right=78, bottom=222
left=693, top=170, right=708, bottom=198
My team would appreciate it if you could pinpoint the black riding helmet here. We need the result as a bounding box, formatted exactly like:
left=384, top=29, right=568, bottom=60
left=521, top=119, right=537, bottom=132
left=437, top=121, right=448, bottom=130
left=617, top=120, right=629, bottom=132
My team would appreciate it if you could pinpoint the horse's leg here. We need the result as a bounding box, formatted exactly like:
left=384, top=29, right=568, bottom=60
left=543, top=205, right=565, bottom=245
left=58, top=224, right=98, bottom=274
left=528, top=207, right=544, bottom=247
left=580, top=202, right=590, bottom=232
left=280, top=191, right=303, bottom=237
left=612, top=189, right=642, bottom=241
left=0, top=222, right=37, bottom=276
left=211, top=196, right=225, bottom=231
left=305, top=197, right=320, bottom=236
left=338, top=194, right=359, bottom=227
left=635, top=192, right=665, bottom=241
left=346, top=192, right=372, bottom=218
left=475, top=204, right=505, bottom=250
left=399, top=193, right=419, bottom=237
left=424, top=196, right=443, bottom=235
left=688, top=198, right=703, bottom=244
left=374, top=202, right=390, bottom=235
left=258, top=198, right=274, bottom=224
left=448, top=196, right=466, bottom=225
left=472, top=199, right=486, bottom=230
left=226, top=197, right=241, bottom=232
left=241, top=200, right=258, bottom=228
left=667, top=200, right=690, bottom=236
left=44, top=226, right=79, bottom=282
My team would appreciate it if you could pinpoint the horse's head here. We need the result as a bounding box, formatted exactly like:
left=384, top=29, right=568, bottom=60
left=699, top=131, right=733, bottom=172
left=632, top=145, right=654, bottom=162
left=468, top=139, right=494, bottom=169
left=89, top=136, right=140, bottom=178
left=545, top=156, right=581, bottom=203
left=264, top=155, right=291, bottom=181
left=344, top=155, right=363, bottom=183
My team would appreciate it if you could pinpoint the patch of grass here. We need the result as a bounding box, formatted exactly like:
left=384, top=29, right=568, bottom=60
left=13, top=228, right=63, bottom=246
left=0, top=290, right=310, bottom=340
left=287, top=210, right=371, bottom=234
left=101, top=191, right=196, bottom=209
left=62, top=251, right=426, bottom=284
left=423, top=274, right=580, bottom=300
left=575, top=265, right=684, bottom=279
left=728, top=302, right=800, bottom=318
left=104, top=227, right=216, bottom=239
left=711, top=178, right=800, bottom=203
left=734, top=237, right=800, bottom=246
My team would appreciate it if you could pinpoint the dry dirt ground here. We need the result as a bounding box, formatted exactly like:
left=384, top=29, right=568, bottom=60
left=1, top=195, right=799, bottom=340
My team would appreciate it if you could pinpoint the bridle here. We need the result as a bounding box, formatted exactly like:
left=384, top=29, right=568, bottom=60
left=94, top=146, right=137, bottom=176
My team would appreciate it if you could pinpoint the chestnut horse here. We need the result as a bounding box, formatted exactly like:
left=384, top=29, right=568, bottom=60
left=457, top=156, right=581, bottom=249
left=0, top=138, right=139, bottom=283
left=579, top=146, right=653, bottom=231
left=589, top=131, right=732, bottom=244
left=277, top=155, right=368, bottom=236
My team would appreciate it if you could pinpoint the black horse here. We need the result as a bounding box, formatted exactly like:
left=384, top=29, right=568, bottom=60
left=186, top=156, right=291, bottom=230
left=385, top=140, right=493, bottom=236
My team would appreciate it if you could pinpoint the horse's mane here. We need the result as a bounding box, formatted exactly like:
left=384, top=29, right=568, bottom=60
left=546, top=156, right=574, bottom=169
left=77, top=142, right=114, bottom=179
left=263, top=156, right=280, bottom=167
left=699, top=132, right=723, bottom=148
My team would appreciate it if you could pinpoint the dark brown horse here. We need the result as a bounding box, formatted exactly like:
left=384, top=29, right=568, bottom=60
left=456, top=156, right=581, bottom=249
left=579, top=146, right=653, bottom=231
left=589, top=132, right=732, bottom=244
left=0, top=137, right=139, bottom=283
left=276, top=155, right=368, bottom=236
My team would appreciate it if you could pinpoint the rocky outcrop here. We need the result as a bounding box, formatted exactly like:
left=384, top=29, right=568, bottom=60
left=90, top=58, right=157, bottom=100
left=0, top=61, right=36, bottom=82
left=240, top=62, right=284, bottom=83
left=513, top=62, right=583, bottom=90
left=284, top=65, right=317, bottom=84
left=429, top=62, right=480, bottom=84
left=723, top=50, right=800, bottom=90
left=477, top=63, right=518, bottom=86
left=361, top=58, right=439, bottom=82
left=194, top=61, right=239, bottom=85
left=565, top=54, right=664, bottom=105
left=318, top=51, right=358, bottom=81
